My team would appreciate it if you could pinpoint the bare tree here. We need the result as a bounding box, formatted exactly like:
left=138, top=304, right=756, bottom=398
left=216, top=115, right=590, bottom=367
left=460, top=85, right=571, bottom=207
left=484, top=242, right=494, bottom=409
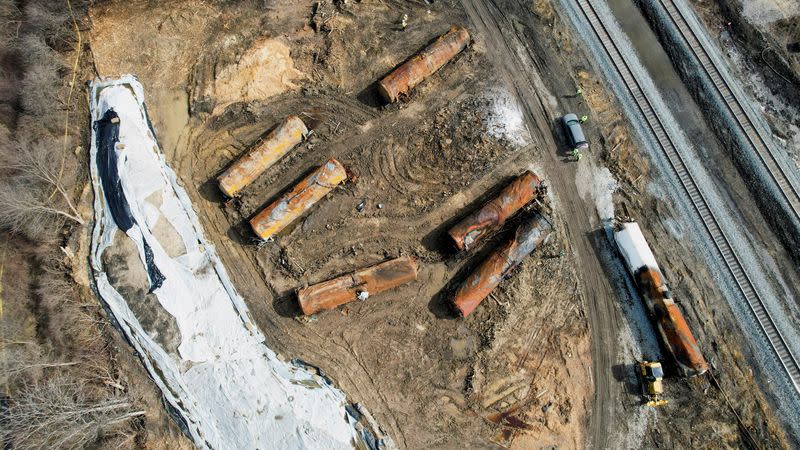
left=0, top=131, right=84, bottom=235
left=0, top=0, right=83, bottom=239
left=22, top=0, right=71, bottom=49
left=10, top=131, right=81, bottom=218
left=0, top=1, right=21, bottom=42
left=0, top=2, right=148, bottom=448
left=0, top=354, right=78, bottom=384
left=0, top=309, right=46, bottom=387
left=18, top=34, right=69, bottom=122
left=0, top=180, right=82, bottom=237
left=0, top=376, right=145, bottom=450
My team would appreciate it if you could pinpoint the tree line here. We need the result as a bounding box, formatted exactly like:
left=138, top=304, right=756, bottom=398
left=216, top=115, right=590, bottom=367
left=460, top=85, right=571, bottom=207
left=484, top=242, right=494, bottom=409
left=0, top=1, right=147, bottom=448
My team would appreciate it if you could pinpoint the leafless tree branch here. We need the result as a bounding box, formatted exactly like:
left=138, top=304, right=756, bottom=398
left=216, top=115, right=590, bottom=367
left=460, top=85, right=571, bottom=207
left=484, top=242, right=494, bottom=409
left=1, top=376, right=144, bottom=450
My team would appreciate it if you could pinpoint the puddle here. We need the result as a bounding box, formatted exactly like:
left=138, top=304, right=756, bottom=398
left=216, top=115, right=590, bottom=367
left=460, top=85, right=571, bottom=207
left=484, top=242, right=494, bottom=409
left=154, top=89, right=189, bottom=156
left=605, top=0, right=719, bottom=161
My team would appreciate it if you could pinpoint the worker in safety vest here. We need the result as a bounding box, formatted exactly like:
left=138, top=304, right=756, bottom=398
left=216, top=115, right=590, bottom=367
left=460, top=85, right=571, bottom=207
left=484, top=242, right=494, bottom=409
left=580, top=115, right=588, bottom=123
left=572, top=149, right=582, bottom=161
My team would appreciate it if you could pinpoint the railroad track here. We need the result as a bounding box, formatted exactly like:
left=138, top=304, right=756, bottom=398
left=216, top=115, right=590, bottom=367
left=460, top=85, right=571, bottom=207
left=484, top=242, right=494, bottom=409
left=657, top=0, right=800, bottom=222
left=573, top=0, right=800, bottom=394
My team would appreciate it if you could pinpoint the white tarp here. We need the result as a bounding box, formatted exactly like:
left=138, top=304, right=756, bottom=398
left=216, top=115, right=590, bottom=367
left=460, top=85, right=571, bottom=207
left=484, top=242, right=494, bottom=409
left=88, top=75, right=379, bottom=450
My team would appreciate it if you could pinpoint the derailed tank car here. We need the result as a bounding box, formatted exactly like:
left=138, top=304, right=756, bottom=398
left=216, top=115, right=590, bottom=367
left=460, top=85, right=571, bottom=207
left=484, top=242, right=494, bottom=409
left=452, top=212, right=552, bottom=317
left=614, top=222, right=708, bottom=377
left=378, top=25, right=470, bottom=103
left=218, top=115, right=308, bottom=198
left=447, top=170, right=542, bottom=252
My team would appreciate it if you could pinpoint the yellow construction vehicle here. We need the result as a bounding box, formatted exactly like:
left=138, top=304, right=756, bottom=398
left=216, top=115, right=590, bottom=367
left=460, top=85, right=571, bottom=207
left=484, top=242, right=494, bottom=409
left=638, top=360, right=669, bottom=407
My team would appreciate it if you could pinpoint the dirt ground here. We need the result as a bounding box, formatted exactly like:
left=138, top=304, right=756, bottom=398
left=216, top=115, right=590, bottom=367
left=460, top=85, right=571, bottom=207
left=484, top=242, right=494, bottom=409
left=89, top=1, right=592, bottom=447
left=84, top=0, right=793, bottom=448
left=461, top=0, right=791, bottom=447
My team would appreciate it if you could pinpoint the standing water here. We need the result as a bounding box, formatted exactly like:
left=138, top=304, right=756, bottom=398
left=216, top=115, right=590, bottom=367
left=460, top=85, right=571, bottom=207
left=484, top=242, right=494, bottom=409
left=605, top=0, right=719, bottom=156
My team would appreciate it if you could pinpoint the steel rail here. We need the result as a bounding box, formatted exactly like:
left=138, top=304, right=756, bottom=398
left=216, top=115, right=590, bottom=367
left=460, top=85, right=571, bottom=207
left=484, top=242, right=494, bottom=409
left=657, top=0, right=800, bottom=222
left=574, top=0, right=800, bottom=394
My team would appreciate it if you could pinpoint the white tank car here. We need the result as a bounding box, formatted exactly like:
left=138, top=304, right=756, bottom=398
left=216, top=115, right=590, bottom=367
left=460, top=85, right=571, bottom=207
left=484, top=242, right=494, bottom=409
left=613, top=222, right=663, bottom=279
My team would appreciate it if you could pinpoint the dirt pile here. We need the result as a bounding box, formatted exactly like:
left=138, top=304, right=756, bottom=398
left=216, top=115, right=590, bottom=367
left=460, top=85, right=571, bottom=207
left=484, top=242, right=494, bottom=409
left=197, top=38, right=306, bottom=115
left=89, top=1, right=218, bottom=89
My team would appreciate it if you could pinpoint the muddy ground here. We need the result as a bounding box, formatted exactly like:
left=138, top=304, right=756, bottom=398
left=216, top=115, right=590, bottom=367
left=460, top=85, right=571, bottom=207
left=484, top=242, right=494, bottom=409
left=473, top=0, right=791, bottom=447
left=84, top=0, right=793, bottom=448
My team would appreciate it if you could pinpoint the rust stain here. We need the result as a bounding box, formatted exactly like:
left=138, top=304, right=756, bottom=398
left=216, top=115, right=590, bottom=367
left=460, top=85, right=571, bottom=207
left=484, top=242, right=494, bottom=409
left=637, top=268, right=709, bottom=377
left=218, top=115, right=307, bottom=197
left=249, top=158, right=346, bottom=240
left=448, top=171, right=542, bottom=251
left=378, top=25, right=470, bottom=103
left=453, top=212, right=552, bottom=317
left=487, top=410, right=533, bottom=431
left=297, top=256, right=418, bottom=315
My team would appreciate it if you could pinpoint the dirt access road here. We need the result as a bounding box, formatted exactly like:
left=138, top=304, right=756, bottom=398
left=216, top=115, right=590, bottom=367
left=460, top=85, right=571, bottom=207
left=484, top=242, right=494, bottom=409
left=462, top=0, right=796, bottom=448
left=459, top=0, right=623, bottom=447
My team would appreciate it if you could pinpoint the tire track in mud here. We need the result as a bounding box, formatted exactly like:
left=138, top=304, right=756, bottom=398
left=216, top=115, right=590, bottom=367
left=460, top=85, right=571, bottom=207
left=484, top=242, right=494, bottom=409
left=170, top=26, right=576, bottom=445
left=176, top=92, right=379, bottom=188
left=272, top=145, right=537, bottom=288
left=373, top=144, right=423, bottom=197
left=187, top=189, right=410, bottom=445
left=178, top=79, right=469, bottom=251
left=170, top=79, right=486, bottom=446
left=459, top=0, right=621, bottom=448
left=89, top=78, right=386, bottom=449
left=179, top=129, right=537, bottom=449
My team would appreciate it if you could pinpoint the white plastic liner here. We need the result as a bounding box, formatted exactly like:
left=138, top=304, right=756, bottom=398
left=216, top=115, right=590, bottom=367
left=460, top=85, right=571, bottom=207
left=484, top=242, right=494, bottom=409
left=88, top=75, right=370, bottom=450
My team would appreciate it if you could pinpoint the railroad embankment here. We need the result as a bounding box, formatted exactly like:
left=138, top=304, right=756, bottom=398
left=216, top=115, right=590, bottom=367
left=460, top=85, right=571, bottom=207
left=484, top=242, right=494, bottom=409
left=709, top=0, right=800, bottom=108
left=559, top=0, right=798, bottom=446
left=635, top=0, right=800, bottom=264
